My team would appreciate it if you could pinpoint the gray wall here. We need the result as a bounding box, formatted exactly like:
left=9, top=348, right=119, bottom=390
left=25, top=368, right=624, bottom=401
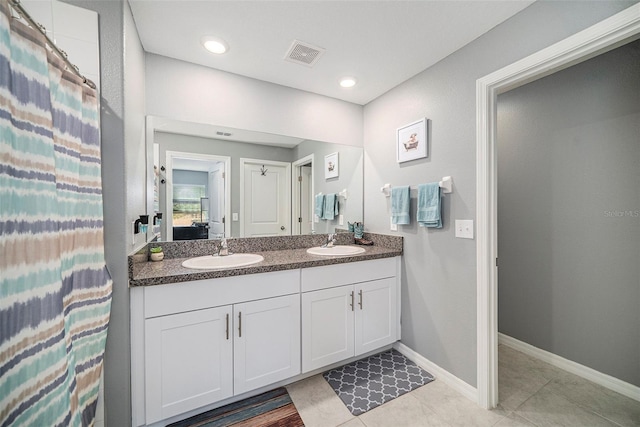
left=362, top=1, right=637, bottom=387
left=63, top=1, right=146, bottom=426
left=293, top=140, right=364, bottom=234
left=173, top=170, right=209, bottom=188
left=497, top=40, right=640, bottom=387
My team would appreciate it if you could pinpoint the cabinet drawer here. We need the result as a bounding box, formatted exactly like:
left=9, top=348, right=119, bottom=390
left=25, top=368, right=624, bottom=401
left=301, top=257, right=396, bottom=292
left=144, top=269, right=300, bottom=318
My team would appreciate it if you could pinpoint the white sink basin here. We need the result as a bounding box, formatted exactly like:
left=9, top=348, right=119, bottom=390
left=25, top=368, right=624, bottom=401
left=306, top=245, right=366, bottom=256
left=182, top=253, right=264, bottom=270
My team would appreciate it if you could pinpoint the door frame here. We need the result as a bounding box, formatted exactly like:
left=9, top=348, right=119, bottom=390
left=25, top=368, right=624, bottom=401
left=475, top=4, right=640, bottom=409
left=239, top=158, right=292, bottom=238
left=292, top=154, right=314, bottom=235
left=165, top=151, right=231, bottom=240
left=208, top=163, right=226, bottom=238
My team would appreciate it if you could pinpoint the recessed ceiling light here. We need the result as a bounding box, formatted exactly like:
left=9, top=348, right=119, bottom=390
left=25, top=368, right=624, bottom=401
left=201, top=36, right=228, bottom=54
left=339, top=77, right=357, bottom=88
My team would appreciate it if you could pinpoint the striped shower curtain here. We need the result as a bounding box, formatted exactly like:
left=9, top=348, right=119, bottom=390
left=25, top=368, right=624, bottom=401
left=0, top=0, right=112, bottom=426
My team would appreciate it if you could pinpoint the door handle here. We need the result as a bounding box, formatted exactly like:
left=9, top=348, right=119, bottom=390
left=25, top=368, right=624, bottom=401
left=350, top=291, right=354, bottom=311
left=358, top=290, right=363, bottom=310
left=238, top=312, right=242, bottom=337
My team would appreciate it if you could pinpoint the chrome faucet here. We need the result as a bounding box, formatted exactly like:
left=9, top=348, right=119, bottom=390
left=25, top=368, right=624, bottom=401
left=218, top=238, right=230, bottom=256
left=324, top=233, right=336, bottom=248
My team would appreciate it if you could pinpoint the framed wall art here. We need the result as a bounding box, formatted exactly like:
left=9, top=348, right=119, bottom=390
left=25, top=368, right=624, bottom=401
left=397, top=118, right=428, bottom=163
left=324, top=152, right=339, bottom=179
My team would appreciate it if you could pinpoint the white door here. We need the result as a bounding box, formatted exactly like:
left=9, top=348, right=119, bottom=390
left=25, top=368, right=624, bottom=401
left=144, top=306, right=233, bottom=423
left=233, top=294, right=301, bottom=395
left=355, top=278, right=397, bottom=356
left=241, top=159, right=291, bottom=237
left=302, top=286, right=355, bottom=373
left=209, top=165, right=225, bottom=238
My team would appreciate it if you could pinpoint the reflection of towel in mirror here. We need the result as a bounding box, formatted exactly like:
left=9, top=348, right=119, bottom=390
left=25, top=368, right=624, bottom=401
left=391, top=186, right=410, bottom=225
left=315, top=194, right=325, bottom=218
left=322, top=193, right=339, bottom=220
left=417, top=183, right=442, bottom=228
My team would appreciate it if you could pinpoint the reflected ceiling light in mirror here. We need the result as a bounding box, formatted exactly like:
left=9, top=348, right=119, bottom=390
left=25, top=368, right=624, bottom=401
left=201, top=36, right=229, bottom=54
left=339, top=77, right=357, bottom=88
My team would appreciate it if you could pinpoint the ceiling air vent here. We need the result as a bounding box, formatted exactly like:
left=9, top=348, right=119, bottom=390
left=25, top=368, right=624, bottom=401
left=284, top=40, right=325, bottom=67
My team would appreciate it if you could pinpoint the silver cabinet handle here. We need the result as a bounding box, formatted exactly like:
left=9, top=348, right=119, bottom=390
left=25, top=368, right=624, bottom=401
left=358, top=290, right=363, bottom=310
left=238, top=312, right=242, bottom=337
left=350, top=291, right=354, bottom=311
left=225, top=313, right=229, bottom=340
left=281, top=226, right=285, bottom=230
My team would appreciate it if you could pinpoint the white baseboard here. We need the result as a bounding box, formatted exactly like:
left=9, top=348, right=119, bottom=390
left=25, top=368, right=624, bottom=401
left=393, top=342, right=478, bottom=403
left=498, top=333, right=640, bottom=402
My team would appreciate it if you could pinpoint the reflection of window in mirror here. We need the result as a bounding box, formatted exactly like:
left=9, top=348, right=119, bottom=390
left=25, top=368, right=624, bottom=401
left=172, top=184, right=206, bottom=226
left=200, top=197, right=209, bottom=222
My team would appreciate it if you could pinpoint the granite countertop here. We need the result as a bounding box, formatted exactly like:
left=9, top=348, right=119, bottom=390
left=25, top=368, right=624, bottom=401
left=129, top=232, right=403, bottom=287
left=130, top=244, right=401, bottom=287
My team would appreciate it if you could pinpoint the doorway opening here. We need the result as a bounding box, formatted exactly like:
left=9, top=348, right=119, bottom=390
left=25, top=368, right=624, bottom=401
left=476, top=4, right=640, bottom=409
left=293, top=154, right=314, bottom=235
left=164, top=151, right=231, bottom=241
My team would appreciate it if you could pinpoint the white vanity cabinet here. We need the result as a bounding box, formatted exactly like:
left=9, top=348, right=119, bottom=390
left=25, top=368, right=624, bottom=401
left=301, top=257, right=399, bottom=373
left=136, top=270, right=301, bottom=425
left=131, top=257, right=400, bottom=426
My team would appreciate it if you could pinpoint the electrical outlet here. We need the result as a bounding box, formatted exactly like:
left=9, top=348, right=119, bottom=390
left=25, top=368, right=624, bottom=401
left=390, top=217, right=398, bottom=231
left=232, top=213, right=238, bottom=221
left=455, top=220, right=474, bottom=239
left=339, top=215, right=344, bottom=226
left=314, top=214, right=319, bottom=223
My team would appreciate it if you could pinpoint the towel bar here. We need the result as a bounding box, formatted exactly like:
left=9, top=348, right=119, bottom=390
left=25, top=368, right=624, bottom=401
left=380, top=176, right=452, bottom=197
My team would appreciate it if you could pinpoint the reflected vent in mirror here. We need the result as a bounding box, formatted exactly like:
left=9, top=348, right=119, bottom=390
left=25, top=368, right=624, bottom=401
left=284, top=40, right=325, bottom=67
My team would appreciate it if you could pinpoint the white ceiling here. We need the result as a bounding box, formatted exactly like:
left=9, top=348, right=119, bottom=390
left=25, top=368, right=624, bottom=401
left=129, top=0, right=535, bottom=105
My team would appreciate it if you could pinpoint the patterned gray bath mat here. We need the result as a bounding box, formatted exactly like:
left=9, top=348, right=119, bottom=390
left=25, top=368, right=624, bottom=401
left=323, top=349, right=434, bottom=416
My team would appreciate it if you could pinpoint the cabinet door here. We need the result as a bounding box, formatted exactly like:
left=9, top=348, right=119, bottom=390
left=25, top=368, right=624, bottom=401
left=234, top=294, right=301, bottom=395
left=145, top=306, right=233, bottom=424
left=302, top=286, right=355, bottom=373
left=355, top=278, right=397, bottom=356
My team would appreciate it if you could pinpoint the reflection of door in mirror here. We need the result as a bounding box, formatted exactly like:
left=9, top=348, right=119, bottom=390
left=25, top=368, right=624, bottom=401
left=292, top=154, right=314, bottom=235
left=165, top=151, right=231, bottom=241
left=240, top=158, right=291, bottom=237
left=208, top=165, right=225, bottom=239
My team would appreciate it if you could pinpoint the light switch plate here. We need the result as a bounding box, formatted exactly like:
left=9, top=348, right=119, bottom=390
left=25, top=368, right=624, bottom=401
left=314, top=214, right=319, bottom=223
left=455, top=220, right=474, bottom=239
left=339, top=215, right=344, bottom=226
left=390, top=217, right=398, bottom=231
left=232, top=213, right=238, bottom=221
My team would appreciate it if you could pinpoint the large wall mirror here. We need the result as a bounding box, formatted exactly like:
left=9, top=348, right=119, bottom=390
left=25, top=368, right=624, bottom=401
left=146, top=116, right=363, bottom=241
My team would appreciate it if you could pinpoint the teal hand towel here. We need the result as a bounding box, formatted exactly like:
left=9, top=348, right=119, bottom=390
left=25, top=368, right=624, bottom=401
left=391, top=186, right=411, bottom=225
left=322, top=193, right=339, bottom=220
left=417, top=183, right=442, bottom=228
left=315, top=194, right=325, bottom=218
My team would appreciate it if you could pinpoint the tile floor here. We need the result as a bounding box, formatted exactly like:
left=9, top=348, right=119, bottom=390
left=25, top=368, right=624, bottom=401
left=286, top=345, right=640, bottom=426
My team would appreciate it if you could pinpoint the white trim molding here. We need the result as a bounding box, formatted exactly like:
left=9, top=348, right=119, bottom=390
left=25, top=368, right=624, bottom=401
left=499, top=334, right=640, bottom=402
left=476, top=4, right=640, bottom=410
left=394, top=342, right=477, bottom=403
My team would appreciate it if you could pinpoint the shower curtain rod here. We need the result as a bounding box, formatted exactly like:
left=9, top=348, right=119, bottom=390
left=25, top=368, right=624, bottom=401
left=8, top=0, right=97, bottom=90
